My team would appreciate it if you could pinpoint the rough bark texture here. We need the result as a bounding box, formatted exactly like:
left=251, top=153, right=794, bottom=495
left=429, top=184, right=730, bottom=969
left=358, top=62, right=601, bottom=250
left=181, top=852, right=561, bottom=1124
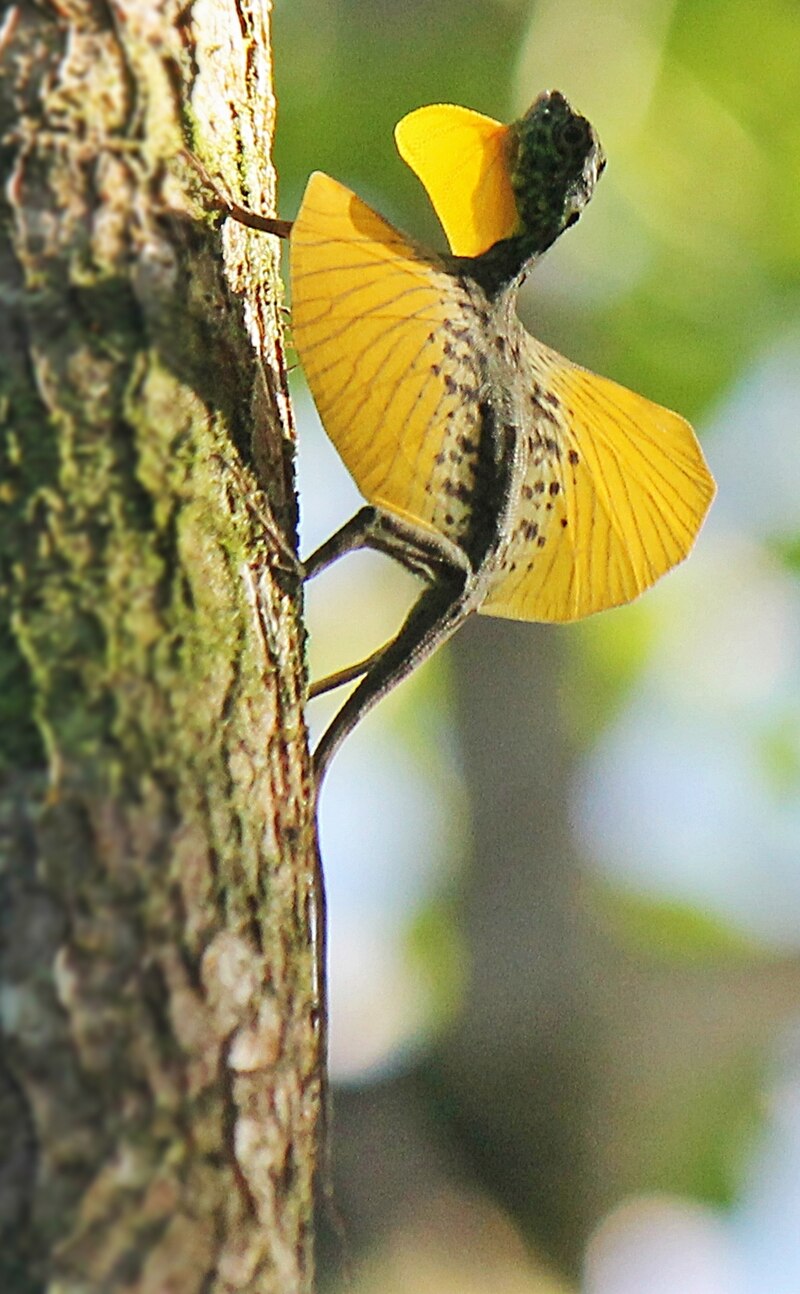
left=0, top=2, right=320, bottom=1291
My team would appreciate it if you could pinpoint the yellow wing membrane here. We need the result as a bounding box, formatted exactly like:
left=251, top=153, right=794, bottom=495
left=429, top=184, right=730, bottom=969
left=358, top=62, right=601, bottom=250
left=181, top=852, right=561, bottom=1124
left=481, top=346, right=716, bottom=622
left=394, top=104, right=520, bottom=257
left=291, top=171, right=481, bottom=535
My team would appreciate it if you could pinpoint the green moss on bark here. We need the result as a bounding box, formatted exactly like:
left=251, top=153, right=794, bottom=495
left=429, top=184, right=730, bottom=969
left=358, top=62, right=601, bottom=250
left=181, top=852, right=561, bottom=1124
left=0, top=4, right=319, bottom=1291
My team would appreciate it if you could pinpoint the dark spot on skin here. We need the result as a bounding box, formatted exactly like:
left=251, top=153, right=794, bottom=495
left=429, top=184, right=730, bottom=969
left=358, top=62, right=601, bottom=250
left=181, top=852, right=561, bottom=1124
left=549, top=481, right=560, bottom=496
left=568, top=449, right=580, bottom=465
left=546, top=502, right=553, bottom=511
left=522, top=521, right=539, bottom=541
left=542, top=390, right=560, bottom=409
left=443, top=341, right=455, bottom=357
left=442, top=479, right=472, bottom=504
left=537, top=536, right=546, bottom=548
left=444, top=374, right=458, bottom=393
left=457, top=434, right=476, bottom=453
left=449, top=450, right=460, bottom=463
left=431, top=363, right=441, bottom=376
left=522, top=484, right=534, bottom=500
left=494, top=336, right=506, bottom=354
left=534, top=481, right=545, bottom=495
left=530, top=395, right=559, bottom=426
left=434, top=451, right=447, bottom=465
left=545, top=437, right=560, bottom=457
left=445, top=513, right=454, bottom=525
left=561, top=518, right=568, bottom=527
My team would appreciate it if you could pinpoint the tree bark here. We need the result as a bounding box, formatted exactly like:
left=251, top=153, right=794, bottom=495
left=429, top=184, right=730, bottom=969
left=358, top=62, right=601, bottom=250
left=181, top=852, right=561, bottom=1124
left=0, top=3, right=320, bottom=1291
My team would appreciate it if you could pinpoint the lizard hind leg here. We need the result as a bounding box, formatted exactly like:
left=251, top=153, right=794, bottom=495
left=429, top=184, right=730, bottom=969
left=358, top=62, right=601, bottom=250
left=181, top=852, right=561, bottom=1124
left=304, top=506, right=475, bottom=783
left=312, top=573, right=471, bottom=788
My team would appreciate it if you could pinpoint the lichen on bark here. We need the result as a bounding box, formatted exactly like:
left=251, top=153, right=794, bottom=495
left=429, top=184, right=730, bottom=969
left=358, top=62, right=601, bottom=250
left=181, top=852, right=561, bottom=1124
left=0, top=3, right=320, bottom=1291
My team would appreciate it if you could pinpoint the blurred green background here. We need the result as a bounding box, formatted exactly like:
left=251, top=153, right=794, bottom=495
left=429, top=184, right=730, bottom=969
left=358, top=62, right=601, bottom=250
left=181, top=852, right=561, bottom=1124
left=273, top=0, right=800, bottom=1289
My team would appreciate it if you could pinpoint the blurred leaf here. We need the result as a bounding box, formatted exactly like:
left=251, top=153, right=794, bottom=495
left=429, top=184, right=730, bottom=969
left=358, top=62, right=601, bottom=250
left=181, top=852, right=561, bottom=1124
left=561, top=607, right=657, bottom=744
left=675, top=1056, right=763, bottom=1206
left=670, top=0, right=800, bottom=279
left=768, top=533, right=800, bottom=573
left=586, top=878, right=767, bottom=961
left=652, top=1052, right=763, bottom=1205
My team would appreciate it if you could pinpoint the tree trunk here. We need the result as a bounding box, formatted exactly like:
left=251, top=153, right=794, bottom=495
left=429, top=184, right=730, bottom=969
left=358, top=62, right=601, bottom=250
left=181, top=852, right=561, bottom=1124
left=0, top=3, right=320, bottom=1291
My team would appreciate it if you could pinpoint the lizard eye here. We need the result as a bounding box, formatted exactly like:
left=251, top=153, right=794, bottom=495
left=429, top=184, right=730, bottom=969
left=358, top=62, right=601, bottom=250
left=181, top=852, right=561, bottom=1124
left=560, top=117, right=590, bottom=151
